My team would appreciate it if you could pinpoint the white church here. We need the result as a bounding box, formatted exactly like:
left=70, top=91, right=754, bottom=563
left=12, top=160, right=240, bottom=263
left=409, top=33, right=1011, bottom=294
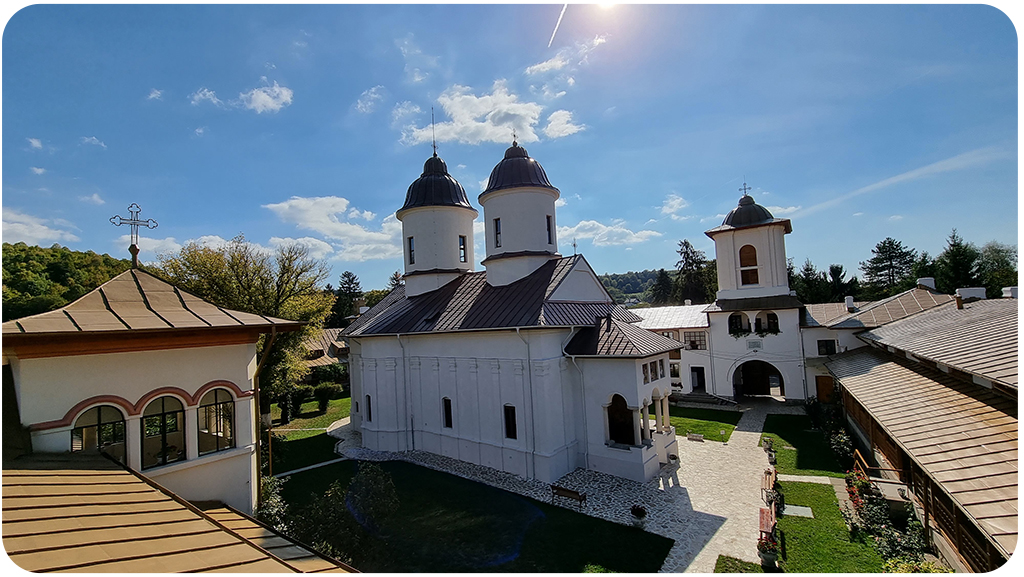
left=344, top=142, right=954, bottom=484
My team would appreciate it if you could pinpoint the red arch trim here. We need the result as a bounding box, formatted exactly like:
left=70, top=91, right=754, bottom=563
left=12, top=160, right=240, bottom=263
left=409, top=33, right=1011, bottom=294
left=133, top=387, right=196, bottom=414
left=193, top=379, right=251, bottom=404
left=30, top=395, right=135, bottom=432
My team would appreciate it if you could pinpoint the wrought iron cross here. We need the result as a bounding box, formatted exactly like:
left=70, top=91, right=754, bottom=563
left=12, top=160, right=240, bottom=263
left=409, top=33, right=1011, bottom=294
left=512, top=128, right=518, bottom=147
left=739, top=181, right=752, bottom=196
left=110, top=203, right=158, bottom=267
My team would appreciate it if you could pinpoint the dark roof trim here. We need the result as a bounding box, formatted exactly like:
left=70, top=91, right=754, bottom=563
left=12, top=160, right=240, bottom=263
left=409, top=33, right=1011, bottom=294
left=480, top=250, right=560, bottom=264
left=704, top=218, right=793, bottom=238
left=705, top=294, right=804, bottom=312
left=403, top=268, right=466, bottom=277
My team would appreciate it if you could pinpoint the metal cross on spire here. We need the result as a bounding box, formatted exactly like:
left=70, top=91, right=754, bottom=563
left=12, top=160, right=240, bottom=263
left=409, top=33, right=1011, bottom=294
left=431, top=107, right=437, bottom=157
left=110, top=203, right=158, bottom=268
left=512, top=128, right=518, bottom=147
left=739, top=180, right=752, bottom=196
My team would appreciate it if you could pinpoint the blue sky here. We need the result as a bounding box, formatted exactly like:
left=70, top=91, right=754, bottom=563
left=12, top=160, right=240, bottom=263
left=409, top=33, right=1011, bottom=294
left=2, top=4, right=1017, bottom=290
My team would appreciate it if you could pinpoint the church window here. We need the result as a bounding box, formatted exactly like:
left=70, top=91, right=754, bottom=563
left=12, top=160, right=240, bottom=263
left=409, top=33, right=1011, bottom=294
left=198, top=389, right=234, bottom=456
left=503, top=405, right=517, bottom=439
left=659, top=359, right=665, bottom=379
left=365, top=395, right=373, bottom=422
left=650, top=361, right=659, bottom=380
left=607, top=394, right=635, bottom=446
left=71, top=405, right=126, bottom=464
left=642, top=363, right=649, bottom=383
left=142, top=396, right=185, bottom=470
left=767, top=313, right=779, bottom=332
left=459, top=236, right=467, bottom=263
left=494, top=218, right=502, bottom=248
left=728, top=313, right=749, bottom=335
left=442, top=397, right=453, bottom=429
left=817, top=339, right=837, bottom=356
left=408, top=237, right=415, bottom=265
left=739, top=245, right=759, bottom=285
left=683, top=331, right=707, bottom=350
left=670, top=362, right=680, bottom=379
left=546, top=215, right=553, bottom=244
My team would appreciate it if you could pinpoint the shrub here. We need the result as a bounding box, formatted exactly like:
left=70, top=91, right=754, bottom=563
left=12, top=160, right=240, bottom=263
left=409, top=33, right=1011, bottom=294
left=294, top=385, right=314, bottom=405
left=830, top=429, right=854, bottom=463
left=314, top=383, right=342, bottom=412
left=254, top=475, right=289, bottom=531
left=883, top=558, right=952, bottom=573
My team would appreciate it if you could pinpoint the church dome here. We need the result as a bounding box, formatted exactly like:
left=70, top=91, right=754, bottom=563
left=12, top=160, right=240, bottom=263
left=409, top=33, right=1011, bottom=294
left=399, top=153, right=475, bottom=214
left=722, top=194, right=775, bottom=227
left=480, top=141, right=559, bottom=197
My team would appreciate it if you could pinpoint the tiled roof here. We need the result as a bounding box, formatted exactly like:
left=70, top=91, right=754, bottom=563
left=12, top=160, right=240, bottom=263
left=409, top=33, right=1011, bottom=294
left=2, top=269, right=302, bottom=336
left=345, top=256, right=637, bottom=336
left=565, top=317, right=683, bottom=357
left=304, top=328, right=348, bottom=367
left=825, top=288, right=954, bottom=329
left=826, top=348, right=1017, bottom=557
left=2, top=453, right=352, bottom=573
left=859, top=299, right=1018, bottom=387
left=801, top=302, right=870, bottom=328
left=631, top=305, right=709, bottom=330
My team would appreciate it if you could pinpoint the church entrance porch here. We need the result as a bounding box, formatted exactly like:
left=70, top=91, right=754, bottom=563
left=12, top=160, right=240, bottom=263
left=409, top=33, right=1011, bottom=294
left=732, top=360, right=784, bottom=399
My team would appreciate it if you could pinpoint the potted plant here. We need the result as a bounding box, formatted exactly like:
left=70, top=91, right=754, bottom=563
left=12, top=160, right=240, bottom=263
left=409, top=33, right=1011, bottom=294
left=630, top=504, right=647, bottom=528
left=757, top=536, right=780, bottom=566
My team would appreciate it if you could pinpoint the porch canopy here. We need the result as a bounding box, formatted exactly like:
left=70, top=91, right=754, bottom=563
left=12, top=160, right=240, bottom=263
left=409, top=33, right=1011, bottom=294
left=826, top=348, right=1017, bottom=560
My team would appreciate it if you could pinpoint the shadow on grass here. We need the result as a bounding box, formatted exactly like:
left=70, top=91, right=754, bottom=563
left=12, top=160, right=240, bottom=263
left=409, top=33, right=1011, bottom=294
left=762, top=414, right=844, bottom=477
left=272, top=432, right=338, bottom=474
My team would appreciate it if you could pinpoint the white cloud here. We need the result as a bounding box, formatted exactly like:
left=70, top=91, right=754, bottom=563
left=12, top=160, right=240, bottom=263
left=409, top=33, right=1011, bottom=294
left=558, top=220, right=662, bottom=247
left=262, top=196, right=401, bottom=262
left=392, top=101, right=421, bottom=125
left=348, top=208, right=376, bottom=221
left=79, top=193, right=105, bottom=205
left=269, top=236, right=335, bottom=259
left=2, top=208, right=80, bottom=244
left=27, top=138, right=43, bottom=149
left=555, top=198, right=568, bottom=207
left=888, top=214, right=904, bottom=221
left=147, top=88, right=163, bottom=100
left=478, top=178, right=490, bottom=192
left=30, top=167, right=46, bottom=175
left=195, top=127, right=206, bottom=137
left=355, top=85, right=385, bottom=114
left=396, top=35, right=438, bottom=83
left=659, top=193, right=690, bottom=220
left=265, top=62, right=277, bottom=70
left=525, top=55, right=569, bottom=76
left=239, top=81, right=294, bottom=114
left=525, top=35, right=607, bottom=77
left=852, top=212, right=864, bottom=217
left=80, top=136, right=107, bottom=149
left=543, top=110, right=585, bottom=138
left=699, top=213, right=729, bottom=223
left=116, top=234, right=182, bottom=255
left=765, top=205, right=801, bottom=215
left=189, top=87, right=223, bottom=107
left=403, top=80, right=544, bottom=145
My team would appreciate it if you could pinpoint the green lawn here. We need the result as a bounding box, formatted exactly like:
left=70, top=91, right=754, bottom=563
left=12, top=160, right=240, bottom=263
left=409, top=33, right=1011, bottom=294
left=268, top=397, right=351, bottom=474
left=776, top=481, right=883, bottom=573
left=714, top=555, right=763, bottom=573
left=760, top=414, right=845, bottom=477
left=649, top=406, right=742, bottom=442
left=281, top=460, right=675, bottom=572
left=271, top=396, right=351, bottom=429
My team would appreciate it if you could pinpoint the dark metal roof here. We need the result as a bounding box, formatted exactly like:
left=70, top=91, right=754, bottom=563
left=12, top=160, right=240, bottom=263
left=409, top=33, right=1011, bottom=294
left=826, top=348, right=1017, bottom=557
left=343, top=255, right=637, bottom=336
left=703, top=294, right=804, bottom=313
left=704, top=195, right=792, bottom=237
left=858, top=299, right=1018, bottom=387
left=565, top=317, right=683, bottom=358
left=397, top=153, right=476, bottom=216
left=479, top=142, right=559, bottom=197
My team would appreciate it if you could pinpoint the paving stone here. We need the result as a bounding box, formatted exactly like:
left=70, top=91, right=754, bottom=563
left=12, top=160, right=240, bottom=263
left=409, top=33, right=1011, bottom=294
left=783, top=504, right=814, bottom=518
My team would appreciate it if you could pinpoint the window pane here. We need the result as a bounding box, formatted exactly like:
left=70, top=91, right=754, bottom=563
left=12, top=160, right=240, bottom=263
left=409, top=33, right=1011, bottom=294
left=503, top=405, right=517, bottom=439
left=741, top=269, right=759, bottom=285
left=739, top=245, right=757, bottom=267
left=442, top=398, right=453, bottom=429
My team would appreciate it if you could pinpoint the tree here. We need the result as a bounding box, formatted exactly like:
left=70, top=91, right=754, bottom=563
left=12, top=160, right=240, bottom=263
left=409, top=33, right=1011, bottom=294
left=363, top=289, right=389, bottom=308
left=860, top=237, right=917, bottom=299
left=387, top=271, right=403, bottom=290
left=157, top=235, right=333, bottom=402
left=674, top=239, right=712, bottom=304
left=648, top=269, right=674, bottom=305
left=326, top=271, right=363, bottom=328
left=977, top=241, right=1017, bottom=299
left=792, top=259, right=830, bottom=304
left=826, top=264, right=859, bottom=302
left=934, top=229, right=981, bottom=294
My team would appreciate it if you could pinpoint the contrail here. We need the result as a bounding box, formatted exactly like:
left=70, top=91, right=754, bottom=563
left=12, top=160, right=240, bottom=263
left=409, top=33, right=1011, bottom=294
left=548, top=4, right=568, bottom=48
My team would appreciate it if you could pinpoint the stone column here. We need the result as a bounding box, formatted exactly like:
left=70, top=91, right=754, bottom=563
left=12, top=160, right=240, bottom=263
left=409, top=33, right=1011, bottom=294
left=653, top=395, right=663, bottom=433
left=641, top=404, right=650, bottom=442
left=662, top=396, right=671, bottom=430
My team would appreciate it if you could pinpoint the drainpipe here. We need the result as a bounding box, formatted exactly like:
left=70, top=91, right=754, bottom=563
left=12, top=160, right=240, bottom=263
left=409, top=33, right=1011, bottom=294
left=561, top=327, right=589, bottom=469
left=798, top=323, right=809, bottom=401
left=396, top=334, right=414, bottom=451
left=515, top=327, right=536, bottom=479
left=253, top=325, right=277, bottom=505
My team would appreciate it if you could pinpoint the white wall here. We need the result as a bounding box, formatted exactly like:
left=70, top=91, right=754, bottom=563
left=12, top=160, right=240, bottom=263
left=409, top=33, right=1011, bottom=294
left=480, top=186, right=560, bottom=286
left=398, top=205, right=477, bottom=297
left=548, top=259, right=610, bottom=303
left=800, top=326, right=869, bottom=396
left=713, top=225, right=790, bottom=300
left=706, top=308, right=807, bottom=401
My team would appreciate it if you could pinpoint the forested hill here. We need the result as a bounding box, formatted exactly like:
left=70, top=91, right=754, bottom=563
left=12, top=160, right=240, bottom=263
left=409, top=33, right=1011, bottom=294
left=598, top=270, right=659, bottom=297
left=2, top=243, right=132, bottom=322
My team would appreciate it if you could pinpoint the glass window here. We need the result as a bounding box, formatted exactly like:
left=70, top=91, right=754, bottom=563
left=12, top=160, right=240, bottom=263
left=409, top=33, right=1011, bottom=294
left=728, top=313, right=747, bottom=334
left=408, top=237, right=415, bottom=265
left=818, top=340, right=838, bottom=356
left=72, top=405, right=126, bottom=464
left=650, top=361, right=659, bottom=380
left=670, top=362, right=680, bottom=379
left=503, top=405, right=517, bottom=439
left=198, top=389, right=234, bottom=456
left=546, top=215, right=553, bottom=244
left=459, top=235, right=467, bottom=263
left=494, top=218, right=502, bottom=248
left=142, top=396, right=185, bottom=469
left=659, top=359, right=665, bottom=379
left=741, top=269, right=759, bottom=285
left=365, top=394, right=372, bottom=422
left=683, top=331, right=707, bottom=350
left=442, top=397, right=453, bottom=429
left=767, top=313, right=779, bottom=332
left=642, top=363, right=649, bottom=383
left=739, top=245, right=758, bottom=267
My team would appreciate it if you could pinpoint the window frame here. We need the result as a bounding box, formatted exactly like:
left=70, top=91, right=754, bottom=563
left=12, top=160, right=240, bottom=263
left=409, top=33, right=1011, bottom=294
left=494, top=218, right=501, bottom=248
left=71, top=405, right=127, bottom=464
left=739, top=245, right=759, bottom=286
left=683, top=331, right=707, bottom=350
left=407, top=236, right=415, bottom=265
left=442, top=397, right=453, bottom=429
left=458, top=235, right=467, bottom=263
left=546, top=215, right=553, bottom=245
left=197, top=388, right=235, bottom=456
left=365, top=394, right=373, bottom=422
left=817, top=339, right=838, bottom=356
left=142, top=396, right=186, bottom=470
left=503, top=405, right=517, bottom=440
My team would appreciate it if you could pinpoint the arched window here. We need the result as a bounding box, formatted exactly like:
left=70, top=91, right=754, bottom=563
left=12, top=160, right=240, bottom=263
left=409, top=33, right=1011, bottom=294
left=607, top=394, right=635, bottom=446
left=142, top=396, right=185, bottom=469
left=198, top=389, right=234, bottom=456
left=728, top=313, right=749, bottom=334
left=71, top=405, right=126, bottom=464
left=739, top=245, right=759, bottom=285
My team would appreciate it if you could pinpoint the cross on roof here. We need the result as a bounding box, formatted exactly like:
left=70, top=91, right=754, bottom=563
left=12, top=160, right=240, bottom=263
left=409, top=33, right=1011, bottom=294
left=431, top=107, right=437, bottom=156
left=110, top=203, right=158, bottom=267
left=512, top=128, right=518, bottom=147
left=739, top=181, right=752, bottom=196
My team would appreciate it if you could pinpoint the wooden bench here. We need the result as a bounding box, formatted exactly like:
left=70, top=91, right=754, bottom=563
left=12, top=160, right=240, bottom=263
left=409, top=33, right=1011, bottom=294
left=686, top=432, right=704, bottom=442
left=761, top=468, right=777, bottom=504
left=551, top=485, right=587, bottom=509
left=759, top=506, right=776, bottom=539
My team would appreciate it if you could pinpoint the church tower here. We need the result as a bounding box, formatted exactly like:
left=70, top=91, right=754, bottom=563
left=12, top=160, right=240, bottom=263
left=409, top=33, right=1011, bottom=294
left=705, top=191, right=793, bottom=301
left=479, top=140, right=561, bottom=286
left=396, top=152, right=478, bottom=297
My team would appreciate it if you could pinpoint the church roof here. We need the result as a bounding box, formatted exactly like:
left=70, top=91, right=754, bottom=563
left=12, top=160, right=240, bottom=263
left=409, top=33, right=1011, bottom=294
left=631, top=305, right=709, bottom=330
left=824, top=287, right=954, bottom=329
left=303, top=327, right=348, bottom=368
left=565, top=317, right=683, bottom=358
left=2, top=268, right=302, bottom=337
left=858, top=298, right=1017, bottom=388
left=704, top=195, right=792, bottom=237
left=801, top=301, right=870, bottom=327
left=479, top=142, right=559, bottom=197
left=397, top=153, right=476, bottom=216
left=344, top=255, right=641, bottom=336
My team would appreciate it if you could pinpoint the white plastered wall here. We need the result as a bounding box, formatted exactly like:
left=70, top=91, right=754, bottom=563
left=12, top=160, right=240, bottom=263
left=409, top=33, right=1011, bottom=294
left=714, top=225, right=790, bottom=300
left=548, top=259, right=611, bottom=303
left=398, top=205, right=477, bottom=297
left=706, top=308, right=807, bottom=401
left=800, top=326, right=869, bottom=397
left=480, top=187, right=560, bottom=286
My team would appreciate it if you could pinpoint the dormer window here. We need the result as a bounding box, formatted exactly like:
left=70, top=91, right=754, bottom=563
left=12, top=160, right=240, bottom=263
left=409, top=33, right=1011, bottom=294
left=739, top=245, right=759, bottom=285
left=494, top=218, right=502, bottom=248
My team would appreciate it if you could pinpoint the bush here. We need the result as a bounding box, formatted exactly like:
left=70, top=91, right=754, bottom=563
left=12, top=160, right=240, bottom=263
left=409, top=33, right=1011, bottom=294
left=278, top=392, right=293, bottom=424
left=830, top=429, right=854, bottom=464
left=883, top=558, right=951, bottom=573
left=314, top=383, right=343, bottom=412
left=311, top=363, right=348, bottom=387
left=255, top=475, right=289, bottom=531
left=294, top=385, right=314, bottom=405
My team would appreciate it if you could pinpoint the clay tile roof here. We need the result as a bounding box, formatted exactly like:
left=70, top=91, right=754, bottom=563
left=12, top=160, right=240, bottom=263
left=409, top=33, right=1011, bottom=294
left=303, top=328, right=348, bottom=367
left=3, top=269, right=302, bottom=336
left=344, top=255, right=636, bottom=336
left=825, top=287, right=955, bottom=329
left=565, top=318, right=683, bottom=358
left=859, top=299, right=1018, bottom=387
left=2, top=453, right=353, bottom=573
left=826, top=348, right=1017, bottom=557
left=631, top=305, right=710, bottom=330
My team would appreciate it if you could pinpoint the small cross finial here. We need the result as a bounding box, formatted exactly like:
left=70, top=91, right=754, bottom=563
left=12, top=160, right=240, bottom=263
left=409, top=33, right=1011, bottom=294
left=431, top=107, right=437, bottom=156
left=739, top=180, right=752, bottom=196
left=512, top=128, right=517, bottom=147
left=572, top=237, right=578, bottom=255
left=110, top=203, right=158, bottom=268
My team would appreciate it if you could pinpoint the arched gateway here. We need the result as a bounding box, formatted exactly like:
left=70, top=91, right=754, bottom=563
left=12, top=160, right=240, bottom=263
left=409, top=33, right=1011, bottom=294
left=732, top=360, right=784, bottom=398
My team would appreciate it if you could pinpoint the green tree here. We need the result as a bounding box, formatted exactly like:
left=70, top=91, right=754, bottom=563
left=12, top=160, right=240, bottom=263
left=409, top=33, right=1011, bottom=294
left=648, top=269, right=674, bottom=305
left=977, top=241, right=1018, bottom=299
left=674, top=239, right=712, bottom=304
left=859, top=237, right=917, bottom=299
left=792, top=259, right=830, bottom=304
left=387, top=270, right=403, bottom=290
left=327, top=271, right=363, bottom=328
left=934, top=229, right=981, bottom=294
left=363, top=289, right=390, bottom=308
left=826, top=264, right=859, bottom=302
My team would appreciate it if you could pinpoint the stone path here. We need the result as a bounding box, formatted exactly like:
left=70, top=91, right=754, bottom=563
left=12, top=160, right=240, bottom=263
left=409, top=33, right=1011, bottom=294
left=327, top=399, right=810, bottom=573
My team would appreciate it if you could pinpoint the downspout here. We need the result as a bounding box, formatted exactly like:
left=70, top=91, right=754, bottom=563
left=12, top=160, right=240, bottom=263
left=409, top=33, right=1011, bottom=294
left=397, top=334, right=414, bottom=451
left=798, top=322, right=809, bottom=401
left=514, top=327, right=536, bottom=479
left=563, top=327, right=590, bottom=469
left=253, top=325, right=277, bottom=504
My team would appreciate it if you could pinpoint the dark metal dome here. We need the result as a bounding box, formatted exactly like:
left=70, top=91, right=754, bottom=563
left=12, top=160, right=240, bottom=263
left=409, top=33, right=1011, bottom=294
left=398, top=153, right=475, bottom=214
left=722, top=195, right=775, bottom=227
left=480, top=141, right=559, bottom=197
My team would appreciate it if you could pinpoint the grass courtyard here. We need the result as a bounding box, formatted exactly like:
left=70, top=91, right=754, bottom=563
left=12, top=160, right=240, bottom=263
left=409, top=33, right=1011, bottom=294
left=760, top=414, right=845, bottom=477
left=268, top=397, right=351, bottom=474
left=281, top=460, right=675, bottom=572
left=649, top=405, right=743, bottom=442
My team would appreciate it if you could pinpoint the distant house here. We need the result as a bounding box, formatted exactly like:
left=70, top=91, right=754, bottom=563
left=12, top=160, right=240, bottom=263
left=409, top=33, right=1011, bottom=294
left=303, top=327, right=349, bottom=372
left=632, top=304, right=710, bottom=394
